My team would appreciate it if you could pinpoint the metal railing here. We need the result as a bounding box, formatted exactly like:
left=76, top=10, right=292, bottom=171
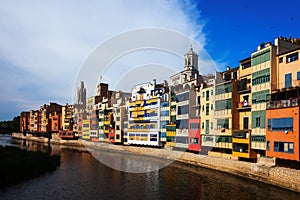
left=271, top=80, right=300, bottom=91
left=267, top=98, right=299, bottom=109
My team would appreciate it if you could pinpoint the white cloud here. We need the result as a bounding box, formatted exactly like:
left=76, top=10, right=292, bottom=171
left=0, top=0, right=213, bottom=120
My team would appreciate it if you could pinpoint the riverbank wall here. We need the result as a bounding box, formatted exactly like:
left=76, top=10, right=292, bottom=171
left=12, top=132, right=300, bottom=193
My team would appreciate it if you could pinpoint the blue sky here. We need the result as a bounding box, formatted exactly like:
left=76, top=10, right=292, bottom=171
left=0, top=0, right=300, bottom=121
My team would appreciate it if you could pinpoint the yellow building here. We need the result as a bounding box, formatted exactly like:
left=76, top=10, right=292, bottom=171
left=250, top=42, right=277, bottom=156
left=213, top=67, right=239, bottom=153
left=233, top=57, right=257, bottom=159
left=200, top=80, right=216, bottom=152
left=62, top=104, right=74, bottom=131
left=82, top=119, right=90, bottom=140
left=276, top=48, right=300, bottom=89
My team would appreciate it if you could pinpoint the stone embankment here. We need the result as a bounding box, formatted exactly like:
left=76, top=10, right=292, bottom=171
left=12, top=133, right=300, bottom=192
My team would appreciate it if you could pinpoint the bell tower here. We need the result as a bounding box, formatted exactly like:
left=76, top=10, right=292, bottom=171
left=184, top=46, right=198, bottom=71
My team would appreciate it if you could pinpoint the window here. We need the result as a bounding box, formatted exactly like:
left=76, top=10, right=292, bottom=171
left=267, top=119, right=271, bottom=130
left=190, top=138, right=199, bottom=144
left=176, top=136, right=187, bottom=144
left=211, top=90, right=214, bottom=95
left=176, top=92, right=189, bottom=102
left=206, top=90, right=210, bottom=101
left=252, top=68, right=270, bottom=86
left=202, top=92, right=205, bottom=97
left=216, top=83, right=232, bottom=95
left=217, top=119, right=229, bottom=129
left=211, top=104, right=213, bottom=110
left=176, top=119, right=189, bottom=129
left=297, top=71, right=300, bottom=80
left=266, top=141, right=270, bottom=150
left=233, top=71, right=237, bottom=80
left=255, top=117, right=260, bottom=127
left=252, top=89, right=270, bottom=104
left=205, top=120, right=209, bottom=134
left=202, top=122, right=204, bottom=129
left=190, top=123, right=199, bottom=130
left=211, top=122, right=213, bottom=129
left=215, top=99, right=232, bottom=110
left=269, top=118, right=293, bottom=131
left=243, top=117, right=249, bottom=130
left=286, top=52, right=298, bottom=63
left=206, top=103, right=209, bottom=115
left=285, top=73, right=292, bottom=88
left=242, top=62, right=251, bottom=69
left=233, top=131, right=247, bottom=138
left=274, top=142, right=294, bottom=153
left=233, top=143, right=249, bottom=153
left=177, top=105, right=189, bottom=115
left=251, top=135, right=266, bottom=143
left=203, top=136, right=214, bottom=142
left=279, top=57, right=283, bottom=63
left=251, top=48, right=270, bottom=66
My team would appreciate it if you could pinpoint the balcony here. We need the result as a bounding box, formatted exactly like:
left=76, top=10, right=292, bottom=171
left=271, top=80, right=300, bottom=92
left=237, top=101, right=251, bottom=111
left=266, top=98, right=299, bottom=109
left=237, top=85, right=251, bottom=93
left=232, top=130, right=250, bottom=145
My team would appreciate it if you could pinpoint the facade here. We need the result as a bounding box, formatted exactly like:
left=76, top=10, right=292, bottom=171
left=167, top=47, right=201, bottom=150
left=59, top=104, right=77, bottom=139
left=85, top=95, right=102, bottom=141
left=200, top=79, right=215, bottom=153
left=250, top=43, right=276, bottom=157
left=82, top=119, right=90, bottom=140
left=127, top=80, right=163, bottom=146
left=49, top=111, right=61, bottom=133
left=20, top=111, right=30, bottom=133
left=213, top=67, right=239, bottom=153
left=160, top=92, right=170, bottom=143
left=265, top=47, right=300, bottom=161
left=188, top=118, right=201, bottom=152
left=232, top=57, right=257, bottom=159
left=29, top=110, right=39, bottom=133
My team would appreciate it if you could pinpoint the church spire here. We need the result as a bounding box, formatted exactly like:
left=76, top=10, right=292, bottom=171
left=184, top=46, right=198, bottom=71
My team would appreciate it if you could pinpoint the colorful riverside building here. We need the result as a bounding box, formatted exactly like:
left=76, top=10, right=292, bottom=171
left=199, top=75, right=215, bottom=154
left=266, top=46, right=300, bottom=161
left=166, top=94, right=176, bottom=147
left=213, top=67, right=239, bottom=154
left=111, top=91, right=131, bottom=143
left=20, top=111, right=30, bottom=133
left=29, top=110, right=39, bottom=133
left=59, top=103, right=77, bottom=139
left=249, top=37, right=300, bottom=158
left=160, top=83, right=170, bottom=143
left=128, top=80, right=167, bottom=146
left=167, top=47, right=201, bottom=150
left=233, top=57, right=257, bottom=159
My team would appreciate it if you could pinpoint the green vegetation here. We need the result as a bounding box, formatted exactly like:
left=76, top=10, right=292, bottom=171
left=0, top=116, right=20, bottom=134
left=0, top=146, right=60, bottom=188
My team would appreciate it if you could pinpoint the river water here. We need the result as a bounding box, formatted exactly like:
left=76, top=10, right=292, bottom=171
left=0, top=134, right=299, bottom=200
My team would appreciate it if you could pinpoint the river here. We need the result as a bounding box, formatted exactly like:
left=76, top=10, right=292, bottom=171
left=0, top=134, right=299, bottom=200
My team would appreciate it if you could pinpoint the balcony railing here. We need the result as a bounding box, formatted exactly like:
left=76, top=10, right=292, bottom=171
left=237, top=85, right=251, bottom=93
left=271, top=80, right=300, bottom=91
left=266, top=98, right=299, bottom=109
left=237, top=101, right=251, bottom=110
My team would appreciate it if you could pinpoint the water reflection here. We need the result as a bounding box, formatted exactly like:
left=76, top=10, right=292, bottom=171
left=88, top=147, right=171, bottom=173
left=0, top=135, right=300, bottom=200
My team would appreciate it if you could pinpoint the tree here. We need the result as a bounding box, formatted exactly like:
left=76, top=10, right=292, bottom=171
left=10, top=116, right=20, bottom=133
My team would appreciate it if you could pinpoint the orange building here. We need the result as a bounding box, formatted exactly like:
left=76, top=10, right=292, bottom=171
left=265, top=45, right=300, bottom=161
left=266, top=105, right=300, bottom=161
